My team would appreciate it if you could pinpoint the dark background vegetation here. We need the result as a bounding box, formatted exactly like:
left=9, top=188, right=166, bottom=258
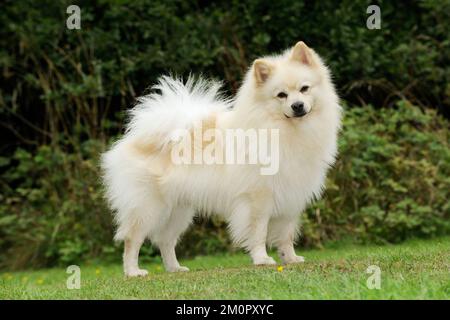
left=0, top=0, right=449, bottom=270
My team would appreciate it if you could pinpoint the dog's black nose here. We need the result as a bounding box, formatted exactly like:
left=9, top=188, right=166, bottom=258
left=291, top=102, right=306, bottom=117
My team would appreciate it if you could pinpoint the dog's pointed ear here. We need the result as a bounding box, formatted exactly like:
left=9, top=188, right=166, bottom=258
left=291, top=41, right=314, bottom=66
left=253, top=59, right=273, bottom=84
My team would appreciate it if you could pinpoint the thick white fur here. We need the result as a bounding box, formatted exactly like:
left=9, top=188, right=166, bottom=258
left=101, top=42, right=342, bottom=277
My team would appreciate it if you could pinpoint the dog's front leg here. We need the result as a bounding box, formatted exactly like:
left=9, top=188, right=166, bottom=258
left=249, top=206, right=276, bottom=265
left=268, top=215, right=304, bottom=264
left=230, top=194, right=276, bottom=265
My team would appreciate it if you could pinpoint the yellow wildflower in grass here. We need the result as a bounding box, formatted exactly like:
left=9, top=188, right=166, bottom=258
left=277, top=266, right=284, bottom=272
left=36, top=278, right=44, bottom=285
left=95, top=268, right=101, bottom=275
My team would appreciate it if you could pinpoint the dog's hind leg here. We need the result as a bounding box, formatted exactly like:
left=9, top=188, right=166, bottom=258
left=118, top=199, right=171, bottom=277
left=152, top=206, right=195, bottom=272
left=123, top=225, right=148, bottom=277
left=268, top=215, right=304, bottom=264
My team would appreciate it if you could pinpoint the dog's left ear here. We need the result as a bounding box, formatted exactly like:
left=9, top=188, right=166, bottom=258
left=291, top=41, right=315, bottom=66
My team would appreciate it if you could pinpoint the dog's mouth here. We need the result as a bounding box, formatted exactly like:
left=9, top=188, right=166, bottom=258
left=284, top=111, right=308, bottom=119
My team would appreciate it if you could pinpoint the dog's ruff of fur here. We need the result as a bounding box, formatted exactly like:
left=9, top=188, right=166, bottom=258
left=101, top=41, right=342, bottom=277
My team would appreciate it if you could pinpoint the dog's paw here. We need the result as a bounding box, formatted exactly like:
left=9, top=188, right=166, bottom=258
left=167, top=265, right=190, bottom=273
left=282, top=255, right=305, bottom=264
left=253, top=256, right=277, bottom=266
left=125, top=269, right=149, bottom=277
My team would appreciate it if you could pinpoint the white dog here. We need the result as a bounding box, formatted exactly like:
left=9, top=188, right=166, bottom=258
left=101, top=41, right=341, bottom=277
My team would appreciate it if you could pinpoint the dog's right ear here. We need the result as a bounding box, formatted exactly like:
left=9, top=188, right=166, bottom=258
left=253, top=59, right=273, bottom=85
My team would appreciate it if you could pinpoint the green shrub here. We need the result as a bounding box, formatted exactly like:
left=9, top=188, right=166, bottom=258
left=302, top=101, right=450, bottom=246
left=0, top=141, right=117, bottom=269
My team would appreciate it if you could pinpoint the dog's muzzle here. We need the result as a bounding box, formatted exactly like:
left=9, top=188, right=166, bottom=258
left=291, top=102, right=307, bottom=118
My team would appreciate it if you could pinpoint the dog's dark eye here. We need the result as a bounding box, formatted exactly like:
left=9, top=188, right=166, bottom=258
left=300, top=85, right=310, bottom=93
left=277, top=92, right=288, bottom=98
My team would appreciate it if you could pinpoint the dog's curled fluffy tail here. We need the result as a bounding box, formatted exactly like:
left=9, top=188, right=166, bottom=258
left=124, top=75, right=232, bottom=148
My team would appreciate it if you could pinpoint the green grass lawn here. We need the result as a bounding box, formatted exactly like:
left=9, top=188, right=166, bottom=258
left=1, top=237, right=449, bottom=299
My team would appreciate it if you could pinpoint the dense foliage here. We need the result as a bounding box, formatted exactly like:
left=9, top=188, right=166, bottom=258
left=0, top=0, right=449, bottom=269
left=301, top=101, right=450, bottom=247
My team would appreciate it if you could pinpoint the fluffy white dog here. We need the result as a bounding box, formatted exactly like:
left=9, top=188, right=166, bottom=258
left=101, top=41, right=341, bottom=277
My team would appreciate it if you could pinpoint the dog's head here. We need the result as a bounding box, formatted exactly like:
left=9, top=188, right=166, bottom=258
left=250, top=41, right=334, bottom=119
